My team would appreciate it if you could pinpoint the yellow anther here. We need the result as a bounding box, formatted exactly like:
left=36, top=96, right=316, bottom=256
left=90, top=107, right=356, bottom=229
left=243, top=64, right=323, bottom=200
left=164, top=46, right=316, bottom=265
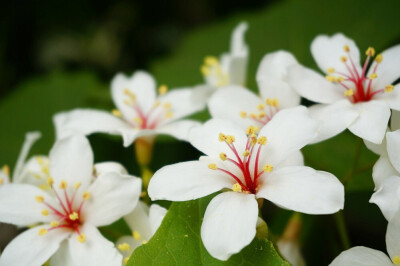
left=74, top=182, right=82, bottom=190
left=219, top=133, right=227, bottom=142
left=240, top=111, right=247, bottom=118
left=39, top=184, right=49, bottom=190
left=165, top=111, right=173, bottom=118
left=325, top=75, right=336, bottom=82
left=36, top=157, right=44, bottom=165
left=340, top=56, right=348, bottom=62
left=249, top=134, right=257, bottom=145
left=242, top=150, right=250, bottom=157
left=393, top=256, right=400, bottom=265
left=38, top=228, right=48, bottom=236
left=123, top=99, right=132, bottom=106
left=385, top=85, right=394, bottom=93
left=208, top=163, right=218, bottom=170
left=327, top=68, right=335, bottom=74
left=226, top=135, right=235, bottom=144
left=343, top=45, right=350, bottom=52
left=123, top=89, right=136, bottom=102
left=204, top=56, right=219, bottom=66
left=59, top=180, right=68, bottom=189
left=257, top=104, right=265, bottom=110
left=369, top=73, right=378, bottom=79
left=266, top=98, right=279, bottom=107
left=344, top=89, right=354, bottom=96
left=254, top=126, right=260, bottom=133
left=337, top=76, right=344, bottom=82
left=112, top=109, right=122, bottom=117
left=123, top=257, right=130, bottom=265
left=118, top=242, right=131, bottom=252
left=35, top=196, right=44, bottom=203
left=153, top=100, right=161, bottom=108
left=201, top=65, right=210, bottom=76
left=258, top=112, right=266, bottom=118
left=133, top=117, right=143, bottom=125
left=163, top=102, right=171, bottom=109
left=0, top=178, right=3, bottom=185
left=133, top=230, right=142, bottom=240
left=1, top=165, right=10, bottom=176
left=158, top=85, right=168, bottom=95
left=249, top=113, right=257, bottom=119
left=246, top=126, right=256, bottom=135
left=375, top=54, right=383, bottom=63
left=83, top=192, right=91, bottom=200
left=34, top=174, right=42, bottom=179
left=41, top=209, right=49, bottom=216
left=77, top=234, right=86, bottom=243
left=69, top=212, right=79, bottom=221
left=41, top=166, right=49, bottom=175
left=142, top=240, right=148, bottom=245
left=232, top=183, right=243, bottom=192
left=47, top=177, right=54, bottom=186
left=366, top=47, right=375, bottom=57
left=50, top=221, right=59, bottom=227
left=257, top=136, right=267, bottom=145
left=263, top=164, right=274, bottom=173
left=219, top=153, right=227, bottom=161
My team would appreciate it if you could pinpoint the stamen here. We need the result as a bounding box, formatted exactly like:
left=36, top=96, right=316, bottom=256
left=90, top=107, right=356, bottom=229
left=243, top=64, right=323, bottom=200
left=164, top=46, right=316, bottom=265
left=133, top=230, right=142, bottom=240
left=0, top=178, right=3, bottom=185
left=208, top=163, right=218, bottom=170
left=365, top=47, right=375, bottom=57
left=50, top=221, right=59, bottom=227
left=158, top=85, right=168, bottom=95
left=82, top=192, right=91, bottom=200
left=326, top=76, right=336, bottom=82
left=59, top=180, right=68, bottom=189
left=343, top=45, right=350, bottom=52
left=2, top=165, right=10, bottom=176
left=327, top=68, right=335, bottom=74
left=47, top=177, right=54, bottom=186
left=257, top=136, right=267, bottom=145
left=240, top=111, right=247, bottom=118
left=201, top=65, right=210, bottom=76
left=163, top=102, right=171, bottom=110
left=204, top=56, right=219, bottom=66
left=246, top=126, right=257, bottom=135
left=77, top=234, right=86, bottom=243
left=369, top=73, right=378, bottom=80
left=41, top=209, right=49, bottom=216
left=219, top=153, right=227, bottom=161
left=375, top=54, right=383, bottom=63
left=133, top=117, right=143, bottom=126
left=118, top=243, right=131, bottom=252
left=232, top=183, right=243, bottom=192
left=344, top=89, right=354, bottom=96
left=257, top=104, right=265, bottom=110
left=165, top=112, right=173, bottom=119
left=123, top=89, right=136, bottom=102
left=340, top=56, right=348, bottom=62
left=111, top=109, right=122, bottom=117
left=74, top=182, right=82, bottom=190
left=35, top=195, right=45, bottom=203
left=242, top=150, right=250, bottom=157
left=393, top=256, right=400, bottom=265
left=38, top=228, right=48, bottom=236
left=385, top=85, right=394, bottom=93
left=226, top=135, right=235, bottom=144
left=263, top=164, right=274, bottom=173
left=69, top=212, right=79, bottom=221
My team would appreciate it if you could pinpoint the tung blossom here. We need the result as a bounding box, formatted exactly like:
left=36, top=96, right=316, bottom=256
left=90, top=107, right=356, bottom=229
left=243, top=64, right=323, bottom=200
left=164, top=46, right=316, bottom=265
left=0, top=135, right=142, bottom=266
left=54, top=71, right=204, bottom=147
left=288, top=33, right=400, bottom=144
left=148, top=106, right=344, bottom=260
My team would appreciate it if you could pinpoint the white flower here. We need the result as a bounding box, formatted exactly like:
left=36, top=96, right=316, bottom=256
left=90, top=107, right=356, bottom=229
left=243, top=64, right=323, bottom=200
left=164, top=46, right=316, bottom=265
left=208, top=51, right=301, bottom=131
left=329, top=207, right=400, bottom=266
left=116, top=202, right=167, bottom=264
left=0, top=135, right=142, bottom=266
left=288, top=33, right=400, bottom=144
left=54, top=71, right=204, bottom=147
left=148, top=106, right=344, bottom=261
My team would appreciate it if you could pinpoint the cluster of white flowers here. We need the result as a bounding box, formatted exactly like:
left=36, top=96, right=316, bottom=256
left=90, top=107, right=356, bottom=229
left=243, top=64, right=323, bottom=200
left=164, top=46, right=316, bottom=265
left=0, top=22, right=399, bottom=266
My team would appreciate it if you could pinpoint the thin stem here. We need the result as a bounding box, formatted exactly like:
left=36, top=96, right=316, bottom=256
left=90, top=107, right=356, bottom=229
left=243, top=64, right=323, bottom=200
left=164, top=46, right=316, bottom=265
left=334, top=211, right=351, bottom=250
left=341, top=138, right=363, bottom=185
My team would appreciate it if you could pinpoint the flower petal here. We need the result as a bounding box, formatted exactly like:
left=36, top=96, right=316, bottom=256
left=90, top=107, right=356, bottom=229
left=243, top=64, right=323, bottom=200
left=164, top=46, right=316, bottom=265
left=387, top=130, right=400, bottom=173
left=50, top=241, right=76, bottom=266
left=311, top=33, right=361, bottom=75
left=257, top=166, right=344, bottom=214
left=94, top=162, right=128, bottom=176
left=111, top=71, right=156, bottom=119
left=84, top=173, right=142, bottom=227
left=156, top=120, right=201, bottom=142
left=308, top=100, right=359, bottom=143
left=0, top=184, right=57, bottom=226
left=53, top=109, right=131, bottom=140
left=370, top=175, right=400, bottom=221
left=116, top=128, right=154, bottom=147
left=348, top=101, right=391, bottom=144
left=386, top=207, right=400, bottom=261
left=372, top=157, right=398, bottom=190
left=256, top=50, right=301, bottom=109
left=257, top=106, right=319, bottom=166
left=149, top=204, right=167, bottom=235
left=375, top=84, right=400, bottom=111
left=364, top=133, right=388, bottom=156
left=124, top=201, right=152, bottom=241
left=329, top=246, right=392, bottom=266
left=369, top=44, right=400, bottom=90
left=17, top=155, right=50, bottom=187
left=189, top=118, right=248, bottom=160
left=277, top=151, right=304, bottom=167
left=228, top=22, right=249, bottom=85
left=208, top=85, right=264, bottom=130
left=49, top=135, right=94, bottom=192
left=287, top=64, right=345, bottom=104
left=0, top=226, right=70, bottom=266
left=391, top=110, right=400, bottom=131
left=201, top=192, right=258, bottom=261
left=148, top=160, right=233, bottom=201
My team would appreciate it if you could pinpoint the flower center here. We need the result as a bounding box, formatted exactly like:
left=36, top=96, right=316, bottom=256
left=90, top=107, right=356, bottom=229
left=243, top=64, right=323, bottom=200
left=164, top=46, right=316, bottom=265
left=325, top=45, right=393, bottom=103
left=201, top=56, right=230, bottom=87
left=35, top=178, right=90, bottom=242
left=208, top=126, right=273, bottom=194
left=239, top=98, right=279, bottom=126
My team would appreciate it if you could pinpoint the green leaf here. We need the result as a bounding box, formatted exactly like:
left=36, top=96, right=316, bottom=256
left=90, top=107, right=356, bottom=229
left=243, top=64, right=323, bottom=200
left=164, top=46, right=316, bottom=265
left=127, top=195, right=288, bottom=266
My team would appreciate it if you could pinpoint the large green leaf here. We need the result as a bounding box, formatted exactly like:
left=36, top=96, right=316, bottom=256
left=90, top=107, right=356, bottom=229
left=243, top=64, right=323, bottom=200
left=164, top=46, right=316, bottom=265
left=127, top=195, right=288, bottom=265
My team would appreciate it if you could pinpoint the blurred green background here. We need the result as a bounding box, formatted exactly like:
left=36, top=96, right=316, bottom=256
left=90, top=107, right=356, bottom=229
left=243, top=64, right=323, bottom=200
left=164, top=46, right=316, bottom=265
left=1, top=0, right=400, bottom=264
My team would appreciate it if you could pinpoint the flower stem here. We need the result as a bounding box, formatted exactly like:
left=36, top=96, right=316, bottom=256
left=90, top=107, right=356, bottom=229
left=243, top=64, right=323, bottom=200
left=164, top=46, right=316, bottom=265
left=334, top=211, right=351, bottom=250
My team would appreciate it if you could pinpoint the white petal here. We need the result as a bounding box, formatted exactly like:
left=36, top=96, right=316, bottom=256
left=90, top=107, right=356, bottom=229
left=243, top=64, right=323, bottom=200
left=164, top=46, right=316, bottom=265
left=124, top=201, right=152, bottom=241
left=308, top=100, right=359, bottom=143
left=370, top=175, right=400, bottom=221
left=0, top=184, right=57, bottom=226
left=386, top=207, right=400, bottom=261
left=12, top=131, right=41, bottom=181
left=49, top=135, right=93, bottom=193
left=228, top=22, right=249, bottom=86
left=257, top=106, right=319, bottom=166
left=53, top=109, right=131, bottom=140
left=311, top=33, right=361, bottom=75
left=50, top=241, right=76, bottom=266
left=391, top=110, right=400, bottom=131
left=387, top=130, right=400, bottom=173
left=116, top=128, right=154, bottom=147
left=364, top=132, right=388, bottom=156
left=84, top=173, right=142, bottom=227
left=277, top=240, right=305, bottom=266
left=348, top=101, right=391, bottom=144
left=277, top=151, right=304, bottom=167
left=94, top=162, right=128, bottom=176
left=156, top=120, right=201, bottom=142
left=201, top=192, right=258, bottom=261
left=0, top=226, right=70, bottom=266
left=111, top=71, right=156, bottom=119
left=208, top=85, right=264, bottom=130
left=230, top=22, right=248, bottom=57
left=189, top=118, right=248, bottom=160
left=148, top=160, right=233, bottom=201
left=375, top=84, right=400, bottom=111
left=372, top=157, right=398, bottom=190
left=257, top=166, right=344, bottom=214
left=191, top=84, right=216, bottom=108
left=149, top=204, right=167, bottom=235
left=329, top=246, right=392, bottom=266
left=67, top=224, right=122, bottom=266
left=16, top=155, right=50, bottom=187
left=287, top=65, right=344, bottom=104
left=369, top=45, right=400, bottom=90
left=256, top=50, right=301, bottom=109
